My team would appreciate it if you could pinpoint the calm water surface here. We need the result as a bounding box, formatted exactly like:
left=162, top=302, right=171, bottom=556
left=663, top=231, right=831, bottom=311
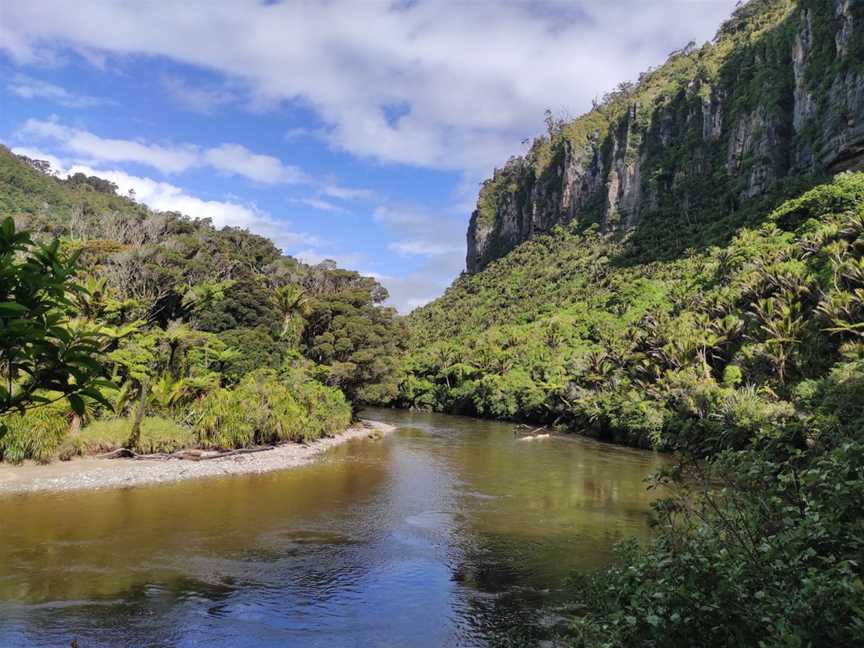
left=0, top=409, right=666, bottom=647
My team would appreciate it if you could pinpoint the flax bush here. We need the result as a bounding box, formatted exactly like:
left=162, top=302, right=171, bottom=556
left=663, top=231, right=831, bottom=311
left=0, top=403, right=69, bottom=464
left=193, top=369, right=350, bottom=449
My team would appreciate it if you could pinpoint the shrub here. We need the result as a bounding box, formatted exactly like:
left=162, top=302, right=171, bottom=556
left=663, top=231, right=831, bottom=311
left=0, top=403, right=69, bottom=464
left=193, top=370, right=350, bottom=449
left=722, top=364, right=743, bottom=386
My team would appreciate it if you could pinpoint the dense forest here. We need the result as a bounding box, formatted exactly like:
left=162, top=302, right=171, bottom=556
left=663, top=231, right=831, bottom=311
left=398, top=0, right=864, bottom=644
left=0, top=145, right=404, bottom=461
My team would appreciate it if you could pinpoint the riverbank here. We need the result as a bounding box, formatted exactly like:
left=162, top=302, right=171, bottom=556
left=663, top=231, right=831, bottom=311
left=0, top=420, right=395, bottom=495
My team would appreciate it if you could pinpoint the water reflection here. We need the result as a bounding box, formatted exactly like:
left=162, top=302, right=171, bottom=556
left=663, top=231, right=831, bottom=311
left=0, top=408, right=666, bottom=647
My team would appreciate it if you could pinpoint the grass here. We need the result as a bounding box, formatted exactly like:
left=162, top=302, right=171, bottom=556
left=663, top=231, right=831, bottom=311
left=71, top=416, right=195, bottom=456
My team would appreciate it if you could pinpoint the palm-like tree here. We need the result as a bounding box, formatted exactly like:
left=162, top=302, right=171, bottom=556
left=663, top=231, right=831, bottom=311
left=273, top=284, right=309, bottom=341
left=752, top=293, right=804, bottom=384
left=817, top=288, right=864, bottom=339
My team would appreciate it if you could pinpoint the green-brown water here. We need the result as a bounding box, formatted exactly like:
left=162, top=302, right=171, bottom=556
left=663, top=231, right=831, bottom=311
left=0, top=409, right=666, bottom=646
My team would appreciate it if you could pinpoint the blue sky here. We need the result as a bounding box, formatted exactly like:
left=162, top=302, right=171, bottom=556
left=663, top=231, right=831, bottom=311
left=0, top=0, right=738, bottom=311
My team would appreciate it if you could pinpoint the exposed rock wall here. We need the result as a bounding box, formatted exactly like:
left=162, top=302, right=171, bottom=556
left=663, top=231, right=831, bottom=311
left=467, top=0, right=864, bottom=273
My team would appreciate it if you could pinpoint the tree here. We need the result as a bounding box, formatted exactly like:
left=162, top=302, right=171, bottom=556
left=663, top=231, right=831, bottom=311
left=0, top=218, right=108, bottom=429
left=303, top=272, right=404, bottom=409
left=753, top=293, right=804, bottom=384
left=272, top=284, right=309, bottom=342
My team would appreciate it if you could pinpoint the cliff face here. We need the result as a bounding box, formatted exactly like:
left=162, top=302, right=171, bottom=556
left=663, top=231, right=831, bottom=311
left=467, top=0, right=864, bottom=273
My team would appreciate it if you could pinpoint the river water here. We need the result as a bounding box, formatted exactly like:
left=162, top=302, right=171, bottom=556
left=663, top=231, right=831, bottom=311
left=0, top=409, right=666, bottom=647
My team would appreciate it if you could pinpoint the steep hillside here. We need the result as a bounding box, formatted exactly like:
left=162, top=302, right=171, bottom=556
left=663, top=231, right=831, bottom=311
left=408, top=172, right=864, bottom=444
left=405, top=0, right=864, bottom=451
left=467, top=0, right=864, bottom=272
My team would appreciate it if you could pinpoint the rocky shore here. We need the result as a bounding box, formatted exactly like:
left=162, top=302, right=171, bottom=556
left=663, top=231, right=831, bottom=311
left=0, top=420, right=395, bottom=495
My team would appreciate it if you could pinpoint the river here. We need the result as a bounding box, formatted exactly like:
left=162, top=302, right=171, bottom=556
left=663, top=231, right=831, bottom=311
left=0, top=409, right=666, bottom=647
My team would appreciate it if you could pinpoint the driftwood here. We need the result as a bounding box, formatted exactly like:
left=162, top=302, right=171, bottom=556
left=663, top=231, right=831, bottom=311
left=96, top=445, right=276, bottom=462
left=512, top=424, right=546, bottom=437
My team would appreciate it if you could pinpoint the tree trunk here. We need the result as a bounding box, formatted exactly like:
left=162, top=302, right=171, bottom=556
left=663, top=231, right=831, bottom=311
left=127, top=381, right=148, bottom=450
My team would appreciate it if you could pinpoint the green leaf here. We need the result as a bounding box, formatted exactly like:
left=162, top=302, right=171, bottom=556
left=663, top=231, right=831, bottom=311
left=0, top=302, right=27, bottom=315
left=68, top=393, right=86, bottom=416
left=79, top=388, right=113, bottom=410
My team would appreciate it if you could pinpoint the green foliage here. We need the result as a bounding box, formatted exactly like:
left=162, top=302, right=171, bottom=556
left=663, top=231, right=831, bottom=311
left=0, top=217, right=109, bottom=421
left=405, top=173, right=864, bottom=449
left=303, top=269, right=405, bottom=408
left=0, top=402, right=69, bottom=464
left=0, top=145, right=404, bottom=461
left=568, top=398, right=864, bottom=647
left=217, top=327, right=285, bottom=381
left=73, top=416, right=195, bottom=455
left=193, top=369, right=350, bottom=449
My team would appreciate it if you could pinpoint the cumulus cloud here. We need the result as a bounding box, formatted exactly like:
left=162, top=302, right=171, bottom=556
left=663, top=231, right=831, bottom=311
left=294, top=248, right=368, bottom=269
left=370, top=203, right=467, bottom=312
left=9, top=146, right=68, bottom=174
left=388, top=240, right=462, bottom=256
left=6, top=74, right=113, bottom=108
left=203, top=142, right=307, bottom=184
left=376, top=247, right=467, bottom=313
left=20, top=118, right=199, bottom=173
left=19, top=118, right=308, bottom=184
left=320, top=183, right=376, bottom=201
left=2, top=0, right=739, bottom=177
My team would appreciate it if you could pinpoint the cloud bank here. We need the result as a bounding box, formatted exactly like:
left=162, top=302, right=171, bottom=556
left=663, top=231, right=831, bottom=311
left=3, top=0, right=738, bottom=177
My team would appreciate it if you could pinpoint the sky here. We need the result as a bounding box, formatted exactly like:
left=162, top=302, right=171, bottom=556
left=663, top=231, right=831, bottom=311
left=0, top=0, right=739, bottom=312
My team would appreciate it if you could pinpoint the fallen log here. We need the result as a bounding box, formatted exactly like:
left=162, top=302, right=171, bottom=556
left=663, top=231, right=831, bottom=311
left=513, top=425, right=545, bottom=437
left=96, top=445, right=276, bottom=462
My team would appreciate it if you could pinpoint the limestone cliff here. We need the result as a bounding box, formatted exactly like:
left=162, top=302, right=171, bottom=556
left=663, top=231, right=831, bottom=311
left=466, top=0, right=864, bottom=272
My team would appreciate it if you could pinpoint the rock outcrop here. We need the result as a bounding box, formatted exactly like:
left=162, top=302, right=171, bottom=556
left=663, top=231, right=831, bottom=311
left=467, top=0, right=864, bottom=273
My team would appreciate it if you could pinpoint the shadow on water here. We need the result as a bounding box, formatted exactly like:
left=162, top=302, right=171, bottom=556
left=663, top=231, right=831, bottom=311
left=0, top=408, right=667, bottom=647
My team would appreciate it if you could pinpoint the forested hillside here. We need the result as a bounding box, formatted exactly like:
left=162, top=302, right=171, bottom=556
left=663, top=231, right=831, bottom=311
left=0, top=146, right=404, bottom=462
left=405, top=0, right=864, bottom=448
left=406, top=174, right=863, bottom=446
left=402, top=0, right=864, bottom=643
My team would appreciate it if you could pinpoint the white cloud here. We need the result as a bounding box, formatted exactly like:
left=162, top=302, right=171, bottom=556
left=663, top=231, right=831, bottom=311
left=20, top=118, right=199, bottom=174
left=369, top=202, right=467, bottom=312
left=203, top=142, right=306, bottom=184
left=389, top=240, right=462, bottom=256
left=9, top=146, right=67, bottom=174
left=292, top=196, right=350, bottom=214
left=320, top=184, right=375, bottom=201
left=6, top=74, right=112, bottom=108
left=294, top=248, right=368, bottom=268
left=376, top=256, right=464, bottom=313
left=373, top=204, right=465, bottom=259
left=284, top=127, right=319, bottom=141
left=19, top=118, right=308, bottom=185
left=0, top=0, right=739, bottom=177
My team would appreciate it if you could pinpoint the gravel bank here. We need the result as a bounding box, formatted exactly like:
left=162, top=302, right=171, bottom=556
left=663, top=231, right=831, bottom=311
left=0, top=420, right=395, bottom=495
